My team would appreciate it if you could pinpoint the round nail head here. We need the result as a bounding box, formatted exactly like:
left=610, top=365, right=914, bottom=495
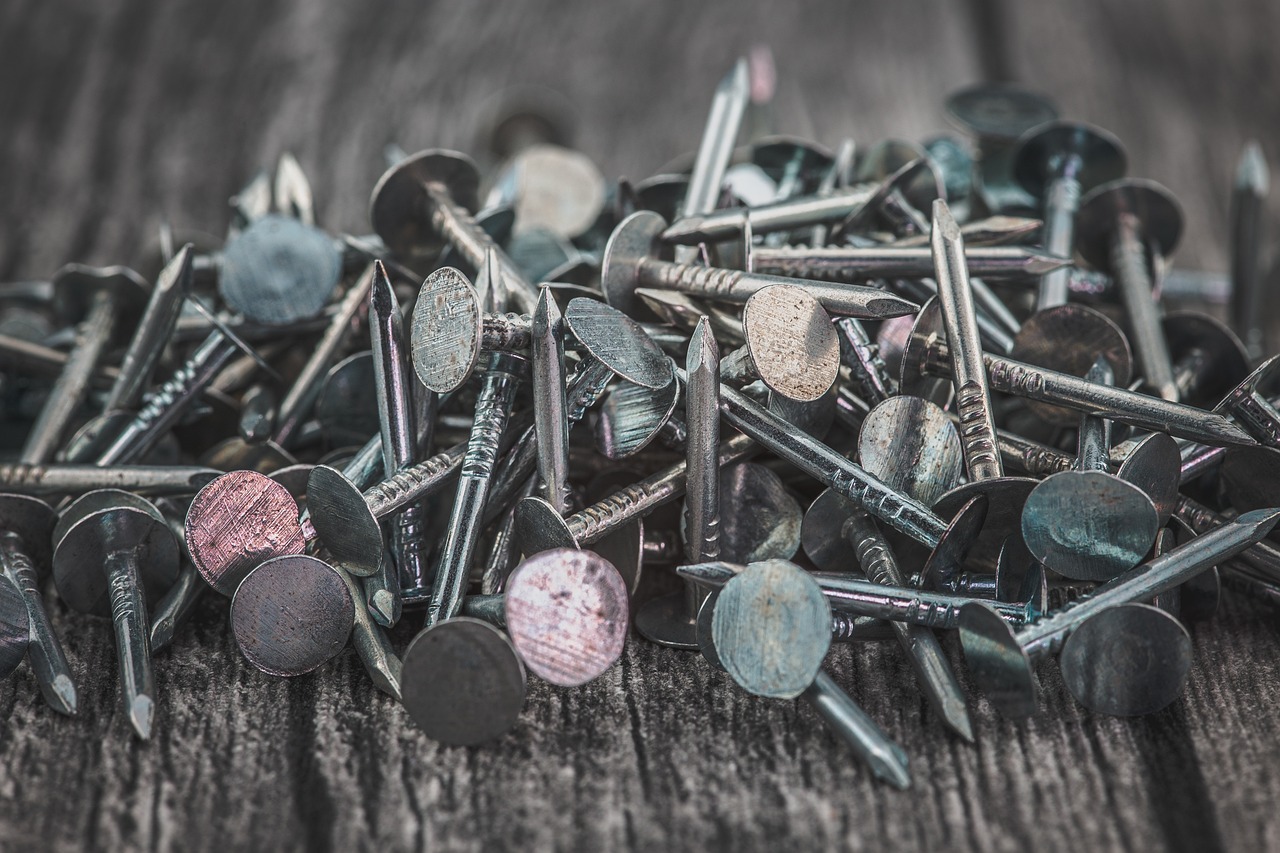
left=934, top=477, right=1038, bottom=572
left=920, top=494, right=989, bottom=587
left=1012, top=121, right=1127, bottom=199
left=53, top=490, right=179, bottom=617
left=220, top=215, right=341, bottom=326
left=595, top=379, right=681, bottom=460
left=514, top=496, right=579, bottom=555
left=1114, top=432, right=1182, bottom=525
left=634, top=590, right=699, bottom=650
left=858, top=394, right=964, bottom=507
left=306, top=465, right=383, bottom=577
left=601, top=211, right=667, bottom=319
left=565, top=297, right=673, bottom=390
left=741, top=285, right=839, bottom=402
left=801, top=489, right=858, bottom=573
left=370, top=149, right=481, bottom=259
left=719, top=462, right=803, bottom=563
left=1021, top=471, right=1159, bottom=581
left=713, top=559, right=832, bottom=700
left=411, top=267, right=484, bottom=394
left=0, top=494, right=57, bottom=574
left=1076, top=178, right=1184, bottom=272
left=696, top=589, right=726, bottom=672
left=231, top=554, right=354, bottom=677
left=504, top=549, right=630, bottom=686
left=401, top=617, right=527, bottom=746
left=944, top=83, right=1058, bottom=141
left=51, top=263, right=149, bottom=331
left=186, top=471, right=305, bottom=596
left=958, top=601, right=1037, bottom=718
left=1010, top=304, right=1133, bottom=425
left=1059, top=603, right=1192, bottom=716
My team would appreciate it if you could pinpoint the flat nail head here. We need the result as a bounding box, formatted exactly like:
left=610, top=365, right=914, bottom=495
left=503, top=549, right=630, bottom=686
left=53, top=491, right=179, bottom=615
left=958, top=601, right=1038, bottom=718
left=412, top=267, right=486, bottom=394
left=1059, top=603, right=1192, bottom=716
left=565, top=297, right=673, bottom=389
left=186, top=472, right=305, bottom=596
left=740, top=285, right=840, bottom=402
left=401, top=617, right=526, bottom=746
left=713, top=559, right=831, bottom=699
left=369, top=149, right=481, bottom=258
left=1021, top=471, right=1159, bottom=581
left=231, top=555, right=354, bottom=676
left=306, top=465, right=383, bottom=577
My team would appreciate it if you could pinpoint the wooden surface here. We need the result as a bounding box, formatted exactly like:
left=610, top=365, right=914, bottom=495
left=2, top=0, right=1280, bottom=850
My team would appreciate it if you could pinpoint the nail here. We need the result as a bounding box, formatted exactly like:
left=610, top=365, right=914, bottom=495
left=103, top=245, right=194, bottom=413
left=751, top=244, right=1067, bottom=282
left=53, top=490, right=180, bottom=738
left=532, top=286, right=572, bottom=514
left=274, top=152, right=315, bottom=226
left=425, top=352, right=525, bottom=628
left=370, top=149, right=539, bottom=313
left=410, top=266, right=530, bottom=394
left=21, top=265, right=147, bottom=464
left=369, top=261, right=421, bottom=623
left=604, top=211, right=918, bottom=320
left=0, top=463, right=219, bottom=497
left=842, top=509, right=974, bottom=741
left=1011, top=121, right=1126, bottom=309
left=664, top=157, right=923, bottom=245
left=903, top=300, right=1257, bottom=447
left=960, top=508, right=1280, bottom=717
left=0, top=496, right=77, bottom=714
left=1163, top=312, right=1249, bottom=408
left=932, top=199, right=1003, bottom=482
left=943, top=83, right=1058, bottom=215
left=1229, top=141, right=1270, bottom=361
left=681, top=59, right=750, bottom=222
left=1213, top=355, right=1280, bottom=447
left=835, top=317, right=896, bottom=406
left=0, top=576, right=29, bottom=681
left=462, top=549, right=629, bottom=686
left=1077, top=178, right=1184, bottom=401
left=718, top=285, right=840, bottom=402
left=707, top=560, right=911, bottom=789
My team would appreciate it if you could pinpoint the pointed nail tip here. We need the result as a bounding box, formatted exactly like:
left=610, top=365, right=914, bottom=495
left=130, top=696, right=154, bottom=740
left=1238, top=141, right=1271, bottom=192
left=1029, top=255, right=1070, bottom=274
left=872, top=756, right=912, bottom=790
left=869, top=296, right=919, bottom=319
left=726, top=57, right=751, bottom=91
left=661, top=219, right=702, bottom=244
left=947, top=711, right=975, bottom=743
left=52, top=675, right=78, bottom=716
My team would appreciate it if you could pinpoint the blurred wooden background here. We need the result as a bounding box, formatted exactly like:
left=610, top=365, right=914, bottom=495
left=2, top=0, right=1280, bottom=850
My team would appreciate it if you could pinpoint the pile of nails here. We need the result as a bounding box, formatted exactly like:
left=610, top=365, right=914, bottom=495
left=2, top=56, right=1279, bottom=791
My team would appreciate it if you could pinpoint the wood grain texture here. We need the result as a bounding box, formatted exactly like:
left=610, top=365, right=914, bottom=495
left=2, top=0, right=1280, bottom=850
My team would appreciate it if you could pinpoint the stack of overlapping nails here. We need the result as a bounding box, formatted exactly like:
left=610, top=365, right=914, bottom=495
left=1, top=58, right=1277, bottom=791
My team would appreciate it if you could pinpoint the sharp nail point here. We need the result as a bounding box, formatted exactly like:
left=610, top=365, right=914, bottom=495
left=130, top=696, right=154, bottom=740
left=52, top=675, right=78, bottom=716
